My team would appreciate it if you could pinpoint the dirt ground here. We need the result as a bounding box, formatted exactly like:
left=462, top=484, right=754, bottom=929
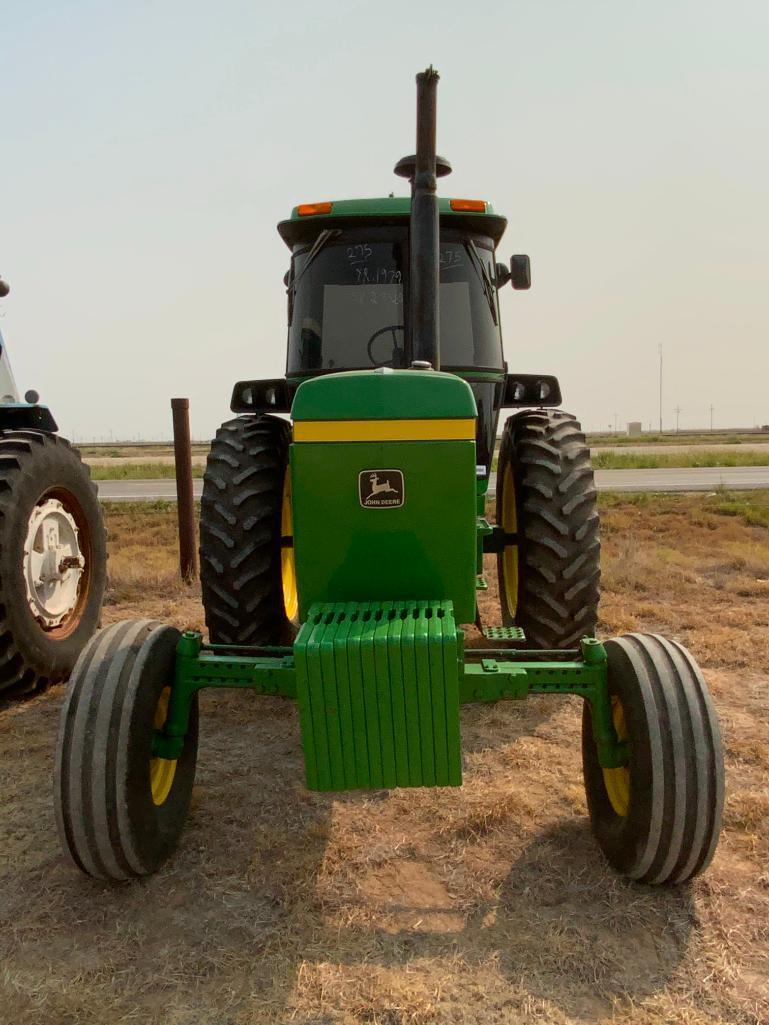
left=1, top=496, right=768, bottom=1025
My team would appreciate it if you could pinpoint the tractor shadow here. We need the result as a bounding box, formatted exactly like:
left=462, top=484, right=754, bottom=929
left=0, top=689, right=334, bottom=1022
left=322, top=818, right=696, bottom=1020
left=458, top=689, right=574, bottom=758
left=475, top=819, right=695, bottom=1012
left=0, top=688, right=692, bottom=1023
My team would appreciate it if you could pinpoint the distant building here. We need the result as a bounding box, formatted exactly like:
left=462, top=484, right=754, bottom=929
left=627, top=421, right=642, bottom=437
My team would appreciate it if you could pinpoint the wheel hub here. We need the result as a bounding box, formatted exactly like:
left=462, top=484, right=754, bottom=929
left=23, top=497, right=85, bottom=628
left=150, top=686, right=177, bottom=805
left=602, top=696, right=630, bottom=817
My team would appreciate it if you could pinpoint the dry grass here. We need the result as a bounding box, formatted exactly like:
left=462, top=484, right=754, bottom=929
left=596, top=492, right=769, bottom=674
left=100, top=501, right=203, bottom=617
left=1, top=495, right=768, bottom=1024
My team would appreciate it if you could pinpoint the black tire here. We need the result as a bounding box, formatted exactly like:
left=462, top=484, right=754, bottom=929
left=0, top=429, right=106, bottom=694
left=200, top=415, right=295, bottom=645
left=54, top=619, right=198, bottom=881
left=582, top=633, right=724, bottom=884
left=496, top=410, right=599, bottom=648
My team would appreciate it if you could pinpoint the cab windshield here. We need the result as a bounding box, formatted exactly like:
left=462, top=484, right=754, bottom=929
left=286, top=229, right=503, bottom=373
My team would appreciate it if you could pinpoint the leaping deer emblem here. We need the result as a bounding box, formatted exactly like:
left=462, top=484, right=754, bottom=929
left=366, top=473, right=398, bottom=500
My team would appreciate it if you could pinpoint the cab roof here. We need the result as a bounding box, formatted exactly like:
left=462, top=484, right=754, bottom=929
left=277, top=196, right=508, bottom=248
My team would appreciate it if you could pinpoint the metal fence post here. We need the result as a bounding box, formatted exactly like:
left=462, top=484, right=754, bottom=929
left=171, top=398, right=198, bottom=581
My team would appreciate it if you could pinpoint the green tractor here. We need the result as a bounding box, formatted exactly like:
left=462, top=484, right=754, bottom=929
left=54, top=69, right=723, bottom=885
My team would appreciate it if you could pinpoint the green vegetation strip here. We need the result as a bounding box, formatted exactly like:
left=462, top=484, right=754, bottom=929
left=591, top=450, right=769, bottom=470
left=597, top=489, right=769, bottom=528
left=89, top=463, right=204, bottom=480
left=94, top=451, right=769, bottom=479
left=588, top=432, right=767, bottom=447
left=99, top=490, right=769, bottom=532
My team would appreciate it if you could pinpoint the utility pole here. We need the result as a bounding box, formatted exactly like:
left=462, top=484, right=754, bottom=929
left=613, top=412, right=619, bottom=433
left=675, top=405, right=682, bottom=433
left=658, top=343, right=663, bottom=433
left=709, top=404, right=715, bottom=432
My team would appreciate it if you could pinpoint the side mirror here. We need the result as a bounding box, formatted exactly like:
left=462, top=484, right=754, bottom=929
left=0, top=278, right=9, bottom=298
left=510, top=254, right=531, bottom=290
left=495, top=262, right=511, bottom=288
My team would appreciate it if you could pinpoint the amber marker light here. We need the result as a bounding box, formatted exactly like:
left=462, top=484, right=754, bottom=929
left=297, top=202, right=333, bottom=216
left=450, top=199, right=486, bottom=212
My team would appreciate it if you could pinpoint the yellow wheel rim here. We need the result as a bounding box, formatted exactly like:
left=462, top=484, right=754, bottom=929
left=281, top=468, right=298, bottom=622
left=150, top=686, right=177, bottom=806
left=602, top=696, right=631, bottom=817
left=500, top=462, right=518, bottom=615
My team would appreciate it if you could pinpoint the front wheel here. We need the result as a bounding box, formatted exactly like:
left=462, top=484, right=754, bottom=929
left=54, top=620, right=199, bottom=880
left=582, top=633, right=724, bottom=884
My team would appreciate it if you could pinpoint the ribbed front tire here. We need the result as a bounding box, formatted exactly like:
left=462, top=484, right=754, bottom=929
left=582, top=633, right=724, bottom=884
left=54, top=620, right=198, bottom=881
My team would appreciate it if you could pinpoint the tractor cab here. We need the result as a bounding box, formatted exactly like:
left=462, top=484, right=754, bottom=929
left=277, top=195, right=523, bottom=470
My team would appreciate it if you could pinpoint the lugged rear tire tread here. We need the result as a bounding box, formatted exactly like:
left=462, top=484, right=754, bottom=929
left=200, top=415, right=291, bottom=645
left=497, top=410, right=600, bottom=648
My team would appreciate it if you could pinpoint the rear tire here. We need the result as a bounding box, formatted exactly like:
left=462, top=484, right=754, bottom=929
left=582, top=633, right=724, bottom=884
left=200, top=415, right=296, bottom=645
left=54, top=620, right=199, bottom=881
left=0, top=430, right=106, bottom=694
left=496, top=409, right=599, bottom=648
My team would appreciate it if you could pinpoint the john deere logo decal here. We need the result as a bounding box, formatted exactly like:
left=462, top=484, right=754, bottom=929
left=359, top=469, right=404, bottom=508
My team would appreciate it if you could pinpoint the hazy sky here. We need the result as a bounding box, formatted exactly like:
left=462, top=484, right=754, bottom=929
left=3, top=1, right=767, bottom=440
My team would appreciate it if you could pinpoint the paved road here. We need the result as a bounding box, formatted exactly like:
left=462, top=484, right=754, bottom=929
left=98, top=479, right=205, bottom=501
left=590, top=442, right=769, bottom=456
left=96, top=465, right=769, bottom=502
left=591, top=465, right=769, bottom=492
left=488, top=466, right=769, bottom=495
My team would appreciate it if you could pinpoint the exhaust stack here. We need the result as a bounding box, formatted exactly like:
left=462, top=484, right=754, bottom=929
left=405, top=67, right=441, bottom=371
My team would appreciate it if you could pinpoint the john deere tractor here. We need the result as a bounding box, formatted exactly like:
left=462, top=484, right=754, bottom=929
left=0, top=276, right=106, bottom=694
left=54, top=69, right=723, bottom=886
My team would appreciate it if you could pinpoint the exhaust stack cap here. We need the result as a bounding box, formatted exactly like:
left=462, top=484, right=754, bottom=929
left=394, top=154, right=452, bottom=181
